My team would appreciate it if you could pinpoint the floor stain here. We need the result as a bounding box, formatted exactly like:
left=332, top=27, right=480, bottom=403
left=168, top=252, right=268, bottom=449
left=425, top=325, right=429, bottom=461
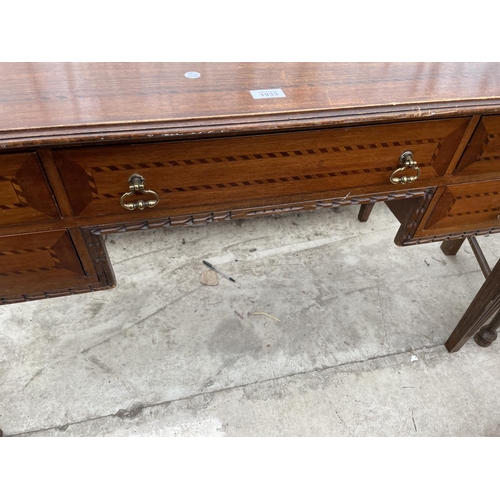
left=207, top=318, right=261, bottom=359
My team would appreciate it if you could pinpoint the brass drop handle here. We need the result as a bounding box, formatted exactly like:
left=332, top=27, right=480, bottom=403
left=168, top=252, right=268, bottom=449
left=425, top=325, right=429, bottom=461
left=390, top=151, right=421, bottom=185
left=120, top=174, right=160, bottom=211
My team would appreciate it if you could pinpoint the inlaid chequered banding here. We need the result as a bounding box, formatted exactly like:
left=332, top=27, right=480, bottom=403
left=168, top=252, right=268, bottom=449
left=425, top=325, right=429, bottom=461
left=0, top=203, right=27, bottom=210
left=479, top=155, right=500, bottom=162
left=86, top=164, right=426, bottom=201
left=0, top=266, right=53, bottom=277
left=0, top=246, right=51, bottom=257
left=429, top=140, right=443, bottom=164
left=447, top=207, right=500, bottom=218
left=87, top=138, right=442, bottom=173
left=86, top=171, right=99, bottom=197
left=0, top=175, right=28, bottom=209
left=475, top=132, right=500, bottom=162
left=161, top=167, right=396, bottom=194
left=48, top=249, right=61, bottom=267
left=447, top=191, right=500, bottom=218
left=455, top=191, right=500, bottom=200
left=84, top=137, right=443, bottom=200
left=10, top=178, right=27, bottom=205
left=0, top=245, right=55, bottom=276
left=0, top=242, right=58, bottom=275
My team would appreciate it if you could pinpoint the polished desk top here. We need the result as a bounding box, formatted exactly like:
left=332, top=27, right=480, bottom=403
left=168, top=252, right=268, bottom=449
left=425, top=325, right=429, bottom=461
left=1, top=62, right=500, bottom=148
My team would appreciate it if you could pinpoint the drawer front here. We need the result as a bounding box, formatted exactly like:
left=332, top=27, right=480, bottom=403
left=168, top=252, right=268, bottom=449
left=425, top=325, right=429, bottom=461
left=454, top=115, right=500, bottom=176
left=0, top=230, right=88, bottom=300
left=415, top=179, right=500, bottom=237
left=54, top=118, right=468, bottom=220
left=0, top=153, right=60, bottom=227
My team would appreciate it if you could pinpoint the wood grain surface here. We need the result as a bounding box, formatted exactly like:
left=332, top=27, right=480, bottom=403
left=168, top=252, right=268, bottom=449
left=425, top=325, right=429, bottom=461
left=1, top=63, right=500, bottom=148
left=0, top=152, right=60, bottom=226
left=0, top=230, right=84, bottom=297
left=454, top=115, right=500, bottom=176
left=415, top=179, right=500, bottom=236
left=52, top=117, right=467, bottom=220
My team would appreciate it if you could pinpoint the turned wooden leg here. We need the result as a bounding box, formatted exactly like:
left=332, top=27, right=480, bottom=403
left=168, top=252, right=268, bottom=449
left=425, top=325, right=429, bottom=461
left=445, top=258, right=500, bottom=352
left=474, top=308, right=500, bottom=347
left=440, top=239, right=465, bottom=256
left=358, top=203, right=375, bottom=222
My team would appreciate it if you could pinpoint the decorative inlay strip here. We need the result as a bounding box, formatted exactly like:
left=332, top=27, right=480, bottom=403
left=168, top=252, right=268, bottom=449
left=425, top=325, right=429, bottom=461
left=0, top=176, right=28, bottom=209
left=48, top=249, right=61, bottom=267
left=86, top=165, right=423, bottom=201
left=83, top=137, right=443, bottom=199
left=86, top=171, right=99, bottom=197
left=0, top=246, right=51, bottom=257
left=429, top=140, right=443, bottom=164
left=157, top=168, right=396, bottom=195
left=11, top=178, right=27, bottom=205
left=447, top=191, right=500, bottom=218
left=87, top=137, right=442, bottom=173
left=0, top=203, right=27, bottom=210
left=455, top=192, right=500, bottom=200
left=478, top=155, right=500, bottom=162
left=475, top=132, right=500, bottom=161
left=0, top=244, right=59, bottom=275
left=0, top=266, right=54, bottom=277
left=447, top=208, right=500, bottom=218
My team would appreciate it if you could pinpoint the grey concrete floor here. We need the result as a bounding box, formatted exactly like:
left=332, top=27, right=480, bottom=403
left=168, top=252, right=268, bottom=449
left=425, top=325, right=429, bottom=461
left=1, top=203, right=499, bottom=437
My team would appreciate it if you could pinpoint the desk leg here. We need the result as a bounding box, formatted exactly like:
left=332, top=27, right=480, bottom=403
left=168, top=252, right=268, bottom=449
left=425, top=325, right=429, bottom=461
left=440, top=239, right=465, bottom=256
left=358, top=203, right=375, bottom=222
left=445, top=258, right=500, bottom=352
left=474, top=309, right=500, bottom=347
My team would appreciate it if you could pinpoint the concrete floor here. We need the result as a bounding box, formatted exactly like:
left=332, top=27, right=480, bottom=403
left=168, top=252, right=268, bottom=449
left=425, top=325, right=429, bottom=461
left=1, top=203, right=499, bottom=437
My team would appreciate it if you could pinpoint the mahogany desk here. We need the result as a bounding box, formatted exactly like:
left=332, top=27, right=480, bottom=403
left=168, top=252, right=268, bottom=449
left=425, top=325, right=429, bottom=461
left=1, top=62, right=500, bottom=352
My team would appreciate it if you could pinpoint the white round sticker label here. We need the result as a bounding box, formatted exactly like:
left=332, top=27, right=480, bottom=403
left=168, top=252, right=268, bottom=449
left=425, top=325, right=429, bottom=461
left=184, top=71, right=201, bottom=79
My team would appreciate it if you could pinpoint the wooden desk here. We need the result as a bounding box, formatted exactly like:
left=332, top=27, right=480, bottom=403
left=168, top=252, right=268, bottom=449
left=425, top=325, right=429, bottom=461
left=1, top=62, right=500, bottom=352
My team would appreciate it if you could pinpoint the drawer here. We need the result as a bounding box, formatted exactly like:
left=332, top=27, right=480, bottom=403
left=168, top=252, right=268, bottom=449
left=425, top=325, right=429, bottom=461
left=0, top=152, right=60, bottom=227
left=454, top=115, right=500, bottom=177
left=414, top=179, right=500, bottom=237
left=53, top=118, right=469, bottom=220
left=0, top=230, right=89, bottom=300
